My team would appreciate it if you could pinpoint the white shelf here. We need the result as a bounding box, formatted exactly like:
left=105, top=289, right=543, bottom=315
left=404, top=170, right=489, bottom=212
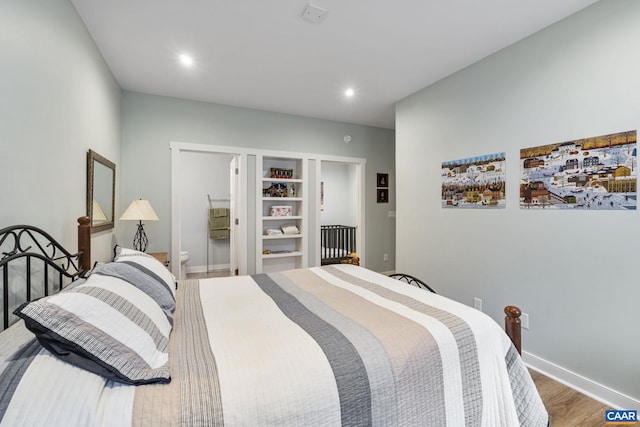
left=257, top=154, right=308, bottom=273
left=263, top=251, right=303, bottom=259
left=262, top=178, right=303, bottom=183
left=262, top=197, right=303, bottom=202
left=263, top=216, right=303, bottom=221
left=263, top=234, right=303, bottom=240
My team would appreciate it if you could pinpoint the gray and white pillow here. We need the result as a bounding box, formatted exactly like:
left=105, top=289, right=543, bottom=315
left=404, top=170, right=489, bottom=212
left=14, top=273, right=172, bottom=385
left=92, top=261, right=175, bottom=324
left=113, top=246, right=176, bottom=297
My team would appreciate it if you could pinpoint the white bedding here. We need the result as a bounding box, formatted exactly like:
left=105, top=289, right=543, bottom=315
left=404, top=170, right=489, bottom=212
left=0, top=265, right=547, bottom=426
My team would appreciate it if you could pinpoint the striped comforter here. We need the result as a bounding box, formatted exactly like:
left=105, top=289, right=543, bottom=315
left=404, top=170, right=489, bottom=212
left=0, top=265, right=548, bottom=426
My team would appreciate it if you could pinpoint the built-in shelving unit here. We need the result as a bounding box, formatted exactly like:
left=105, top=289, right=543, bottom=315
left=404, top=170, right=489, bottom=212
left=256, top=154, right=308, bottom=273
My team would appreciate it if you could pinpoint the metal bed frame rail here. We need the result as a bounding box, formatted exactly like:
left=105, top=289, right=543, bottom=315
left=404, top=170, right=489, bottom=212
left=0, top=217, right=90, bottom=330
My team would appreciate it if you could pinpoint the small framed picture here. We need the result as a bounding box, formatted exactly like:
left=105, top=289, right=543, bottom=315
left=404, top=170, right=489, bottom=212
left=377, top=189, right=388, bottom=203
left=377, top=173, right=389, bottom=188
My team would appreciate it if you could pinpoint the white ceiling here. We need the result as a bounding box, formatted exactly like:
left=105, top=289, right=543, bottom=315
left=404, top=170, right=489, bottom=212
left=70, top=0, right=600, bottom=129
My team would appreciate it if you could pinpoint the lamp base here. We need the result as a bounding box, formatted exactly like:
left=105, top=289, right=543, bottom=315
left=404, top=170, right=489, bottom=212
left=133, top=221, right=149, bottom=252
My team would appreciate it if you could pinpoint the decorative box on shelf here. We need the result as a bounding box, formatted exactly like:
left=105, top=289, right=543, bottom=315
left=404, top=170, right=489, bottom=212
left=270, top=168, right=294, bottom=179
left=270, top=206, right=292, bottom=217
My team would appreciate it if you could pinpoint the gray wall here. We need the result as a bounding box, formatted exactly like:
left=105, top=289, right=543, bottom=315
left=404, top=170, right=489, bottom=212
left=396, top=0, right=640, bottom=404
left=0, top=0, right=121, bottom=261
left=121, top=91, right=396, bottom=272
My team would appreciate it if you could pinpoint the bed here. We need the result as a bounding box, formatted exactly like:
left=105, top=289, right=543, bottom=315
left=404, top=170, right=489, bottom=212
left=0, top=217, right=548, bottom=426
left=321, top=225, right=357, bottom=265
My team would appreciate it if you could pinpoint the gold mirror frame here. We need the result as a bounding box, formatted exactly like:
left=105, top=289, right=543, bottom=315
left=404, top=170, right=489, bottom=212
left=87, top=149, right=116, bottom=233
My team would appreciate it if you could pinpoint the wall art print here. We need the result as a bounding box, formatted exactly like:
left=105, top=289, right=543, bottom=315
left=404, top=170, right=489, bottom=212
left=441, top=152, right=506, bottom=208
left=377, top=173, right=388, bottom=188
left=520, top=130, right=637, bottom=210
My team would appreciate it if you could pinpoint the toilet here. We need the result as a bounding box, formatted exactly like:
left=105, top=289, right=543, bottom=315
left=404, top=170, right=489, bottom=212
left=180, top=251, right=190, bottom=280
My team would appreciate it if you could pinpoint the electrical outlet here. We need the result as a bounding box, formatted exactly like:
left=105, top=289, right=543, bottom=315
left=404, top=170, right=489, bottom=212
left=473, top=297, right=482, bottom=311
left=383, top=253, right=389, bottom=262
left=521, top=313, right=530, bottom=330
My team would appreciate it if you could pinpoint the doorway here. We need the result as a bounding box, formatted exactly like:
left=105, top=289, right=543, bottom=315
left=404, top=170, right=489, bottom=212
left=170, top=143, right=246, bottom=279
left=316, top=158, right=365, bottom=267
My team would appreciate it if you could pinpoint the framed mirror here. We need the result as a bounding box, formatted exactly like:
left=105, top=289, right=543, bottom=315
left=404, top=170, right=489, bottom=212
left=87, top=149, right=116, bottom=233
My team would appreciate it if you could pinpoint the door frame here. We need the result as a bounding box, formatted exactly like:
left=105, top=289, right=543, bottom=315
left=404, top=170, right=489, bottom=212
left=170, top=141, right=248, bottom=278
left=315, top=154, right=366, bottom=267
left=228, top=156, right=240, bottom=276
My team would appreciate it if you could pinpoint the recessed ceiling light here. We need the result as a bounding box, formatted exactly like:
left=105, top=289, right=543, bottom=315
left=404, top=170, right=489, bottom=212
left=345, top=88, right=355, bottom=98
left=179, top=54, right=194, bottom=67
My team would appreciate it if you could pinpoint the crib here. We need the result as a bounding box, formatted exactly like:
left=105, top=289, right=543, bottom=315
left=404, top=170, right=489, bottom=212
left=320, top=225, right=356, bottom=265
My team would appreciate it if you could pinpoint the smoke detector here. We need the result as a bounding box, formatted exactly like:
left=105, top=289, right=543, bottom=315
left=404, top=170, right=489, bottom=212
left=302, top=4, right=327, bottom=23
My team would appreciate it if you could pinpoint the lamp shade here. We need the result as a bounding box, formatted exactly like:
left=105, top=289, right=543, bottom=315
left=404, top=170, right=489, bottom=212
left=120, top=199, right=159, bottom=221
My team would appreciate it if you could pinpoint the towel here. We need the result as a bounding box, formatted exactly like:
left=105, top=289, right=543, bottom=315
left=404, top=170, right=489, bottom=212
left=210, top=229, right=230, bottom=239
left=209, top=208, right=230, bottom=239
left=213, top=208, right=227, bottom=217
left=281, top=224, right=299, bottom=235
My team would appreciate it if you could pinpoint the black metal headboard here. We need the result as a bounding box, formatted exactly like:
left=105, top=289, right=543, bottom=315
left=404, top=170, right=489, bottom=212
left=0, top=217, right=91, bottom=330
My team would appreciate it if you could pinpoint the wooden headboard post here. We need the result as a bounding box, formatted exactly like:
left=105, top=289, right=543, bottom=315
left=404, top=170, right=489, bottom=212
left=78, top=216, right=91, bottom=271
left=504, top=306, right=522, bottom=355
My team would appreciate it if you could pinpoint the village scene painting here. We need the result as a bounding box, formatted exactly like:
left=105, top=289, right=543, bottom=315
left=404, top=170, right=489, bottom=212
left=441, top=152, right=506, bottom=208
left=520, top=130, right=637, bottom=210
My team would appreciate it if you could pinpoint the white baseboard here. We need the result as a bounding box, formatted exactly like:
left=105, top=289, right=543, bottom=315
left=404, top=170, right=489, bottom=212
left=379, top=270, right=396, bottom=276
left=523, top=351, right=640, bottom=411
left=187, top=263, right=230, bottom=273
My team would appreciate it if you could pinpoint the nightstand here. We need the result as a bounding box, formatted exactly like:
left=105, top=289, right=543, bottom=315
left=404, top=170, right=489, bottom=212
left=149, top=252, right=169, bottom=267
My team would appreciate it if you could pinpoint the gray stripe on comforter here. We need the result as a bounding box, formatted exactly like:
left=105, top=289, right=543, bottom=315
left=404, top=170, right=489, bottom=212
left=0, top=339, right=41, bottom=422
left=325, top=266, right=483, bottom=427
left=253, top=273, right=373, bottom=427
left=272, top=272, right=398, bottom=427
left=178, top=279, right=224, bottom=427
left=132, top=279, right=225, bottom=427
left=287, top=268, right=446, bottom=426
left=505, top=346, right=549, bottom=427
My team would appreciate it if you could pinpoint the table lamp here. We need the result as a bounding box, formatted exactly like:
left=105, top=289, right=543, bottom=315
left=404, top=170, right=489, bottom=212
left=120, top=199, right=159, bottom=252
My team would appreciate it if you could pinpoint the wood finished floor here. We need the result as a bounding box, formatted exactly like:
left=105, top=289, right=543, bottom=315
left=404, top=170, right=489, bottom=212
left=186, top=270, right=231, bottom=279
left=530, top=369, right=611, bottom=427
